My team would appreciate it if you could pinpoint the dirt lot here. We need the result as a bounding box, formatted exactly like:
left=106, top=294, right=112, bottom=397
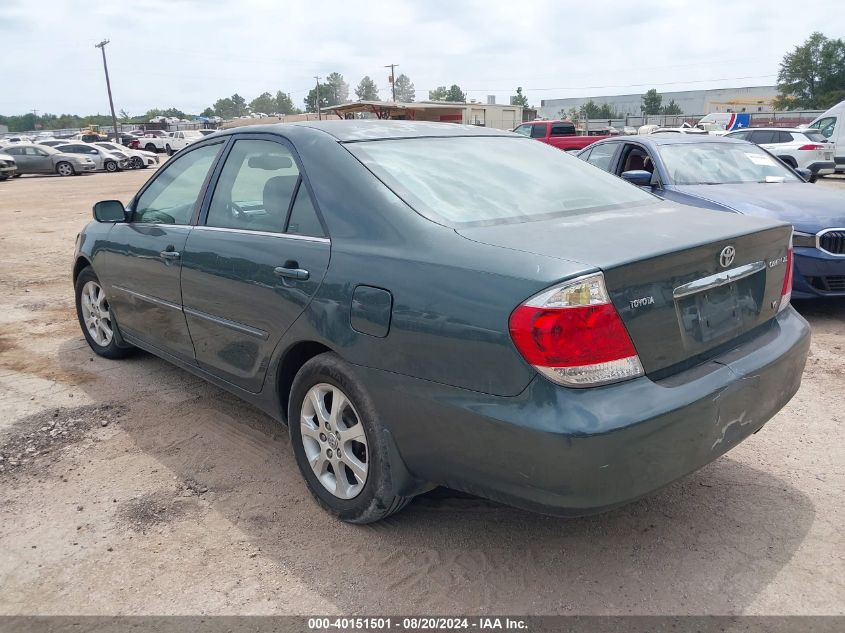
left=0, top=168, right=843, bottom=616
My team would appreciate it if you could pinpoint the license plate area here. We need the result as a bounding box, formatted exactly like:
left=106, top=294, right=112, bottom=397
left=674, top=263, right=766, bottom=346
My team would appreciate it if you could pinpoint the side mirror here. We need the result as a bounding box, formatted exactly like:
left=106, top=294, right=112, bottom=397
left=621, top=170, right=653, bottom=187
left=794, top=167, right=813, bottom=182
left=93, top=200, right=127, bottom=223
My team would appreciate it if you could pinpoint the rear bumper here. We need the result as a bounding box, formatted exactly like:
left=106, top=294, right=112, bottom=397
left=805, top=160, right=835, bottom=175
left=792, top=248, right=845, bottom=297
left=359, top=308, right=810, bottom=516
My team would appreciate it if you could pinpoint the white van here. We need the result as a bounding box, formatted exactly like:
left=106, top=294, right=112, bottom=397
left=808, top=100, right=844, bottom=173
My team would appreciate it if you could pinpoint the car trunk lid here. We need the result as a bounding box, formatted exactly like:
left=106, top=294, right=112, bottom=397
left=457, top=201, right=792, bottom=376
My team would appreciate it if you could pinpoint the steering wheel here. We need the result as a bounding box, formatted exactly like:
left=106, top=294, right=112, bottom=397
left=230, top=201, right=247, bottom=220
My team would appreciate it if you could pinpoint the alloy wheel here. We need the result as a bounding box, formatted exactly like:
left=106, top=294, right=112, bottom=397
left=300, top=383, right=368, bottom=499
left=57, top=162, right=73, bottom=176
left=80, top=280, right=114, bottom=347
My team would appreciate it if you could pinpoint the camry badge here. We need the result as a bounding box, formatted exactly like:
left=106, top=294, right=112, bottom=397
left=719, top=245, right=736, bottom=268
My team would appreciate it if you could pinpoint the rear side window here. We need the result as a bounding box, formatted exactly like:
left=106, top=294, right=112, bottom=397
left=530, top=124, right=547, bottom=138
left=803, top=131, right=827, bottom=143
left=4, top=147, right=21, bottom=155
left=286, top=184, right=325, bottom=237
left=550, top=124, right=575, bottom=137
left=206, top=139, right=300, bottom=233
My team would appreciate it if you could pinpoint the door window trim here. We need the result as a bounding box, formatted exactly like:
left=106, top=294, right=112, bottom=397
left=196, top=132, right=330, bottom=239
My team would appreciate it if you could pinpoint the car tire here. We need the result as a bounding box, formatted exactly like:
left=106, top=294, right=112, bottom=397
left=166, top=144, right=173, bottom=156
left=56, top=161, right=75, bottom=177
left=289, top=352, right=412, bottom=523
left=144, top=143, right=157, bottom=153
left=105, top=160, right=118, bottom=172
left=131, top=157, right=144, bottom=169
left=74, top=267, right=134, bottom=360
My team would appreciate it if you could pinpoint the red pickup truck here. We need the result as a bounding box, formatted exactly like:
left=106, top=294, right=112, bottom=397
left=513, top=120, right=609, bottom=151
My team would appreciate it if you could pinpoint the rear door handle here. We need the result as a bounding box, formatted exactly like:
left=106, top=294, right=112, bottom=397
left=274, top=266, right=309, bottom=281
left=159, top=250, right=180, bottom=261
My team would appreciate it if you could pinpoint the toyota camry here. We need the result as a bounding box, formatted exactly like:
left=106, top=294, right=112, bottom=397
left=73, top=121, right=810, bottom=523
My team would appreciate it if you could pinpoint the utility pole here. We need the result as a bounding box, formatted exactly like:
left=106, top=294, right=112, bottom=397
left=95, top=39, right=120, bottom=141
left=384, top=63, right=398, bottom=101
left=314, top=75, right=322, bottom=120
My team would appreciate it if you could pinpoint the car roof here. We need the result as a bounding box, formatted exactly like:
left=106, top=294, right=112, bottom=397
left=225, top=120, right=515, bottom=142
left=598, top=134, right=749, bottom=146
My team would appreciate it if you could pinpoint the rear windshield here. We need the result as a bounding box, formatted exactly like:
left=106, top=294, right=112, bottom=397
left=802, top=131, right=827, bottom=143
left=345, top=136, right=654, bottom=227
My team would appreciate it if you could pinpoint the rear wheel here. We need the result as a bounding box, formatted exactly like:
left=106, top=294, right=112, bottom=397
left=779, top=156, right=797, bottom=168
left=166, top=144, right=173, bottom=156
left=56, top=161, right=75, bottom=177
left=289, top=352, right=412, bottom=523
left=74, top=268, right=133, bottom=359
left=145, top=143, right=157, bottom=153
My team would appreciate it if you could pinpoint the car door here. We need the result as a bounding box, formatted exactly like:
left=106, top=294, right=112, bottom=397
left=98, top=141, right=225, bottom=361
left=179, top=136, right=331, bottom=392
left=27, top=146, right=56, bottom=172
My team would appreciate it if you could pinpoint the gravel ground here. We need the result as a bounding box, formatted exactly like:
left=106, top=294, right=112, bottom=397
left=0, top=168, right=843, bottom=615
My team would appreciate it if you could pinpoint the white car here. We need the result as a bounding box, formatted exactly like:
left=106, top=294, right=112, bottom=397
left=138, top=129, right=202, bottom=155
left=94, top=141, right=159, bottom=169
left=724, top=127, right=835, bottom=181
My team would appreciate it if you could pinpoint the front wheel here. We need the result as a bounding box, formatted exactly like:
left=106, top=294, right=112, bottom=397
left=289, top=353, right=412, bottom=523
left=131, top=156, right=144, bottom=169
left=104, top=160, right=119, bottom=172
left=74, top=267, right=134, bottom=359
left=56, top=161, right=75, bottom=177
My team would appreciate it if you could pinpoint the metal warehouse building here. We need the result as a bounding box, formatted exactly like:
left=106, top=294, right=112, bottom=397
left=539, top=85, right=778, bottom=119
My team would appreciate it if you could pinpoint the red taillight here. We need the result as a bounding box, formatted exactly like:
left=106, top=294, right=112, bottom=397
left=778, top=246, right=793, bottom=312
left=797, top=144, right=824, bottom=150
left=508, top=273, right=643, bottom=387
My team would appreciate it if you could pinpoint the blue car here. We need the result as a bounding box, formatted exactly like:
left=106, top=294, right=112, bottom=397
left=577, top=135, right=845, bottom=298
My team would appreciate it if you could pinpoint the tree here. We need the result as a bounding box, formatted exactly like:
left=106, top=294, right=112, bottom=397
left=445, top=84, right=466, bottom=102
left=428, top=86, right=448, bottom=100
left=640, top=89, right=663, bottom=115
left=249, top=92, right=276, bottom=114
left=511, top=87, right=529, bottom=107
left=355, top=76, right=380, bottom=101
left=119, top=109, right=130, bottom=122
left=304, top=86, right=330, bottom=113
left=213, top=97, right=235, bottom=118
left=660, top=99, right=682, bottom=115
left=200, top=107, right=215, bottom=118
left=394, top=74, right=415, bottom=102
left=274, top=91, right=299, bottom=114
left=324, top=72, right=349, bottom=105
left=774, top=32, right=845, bottom=109
left=231, top=94, right=247, bottom=117
left=580, top=100, right=619, bottom=119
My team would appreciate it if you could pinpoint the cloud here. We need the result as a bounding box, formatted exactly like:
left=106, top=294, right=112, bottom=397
left=1, top=0, right=843, bottom=116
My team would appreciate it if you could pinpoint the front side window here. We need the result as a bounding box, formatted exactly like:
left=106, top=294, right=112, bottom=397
left=133, top=143, right=222, bottom=225
left=206, top=139, right=300, bottom=233
left=513, top=125, right=531, bottom=137
left=658, top=142, right=800, bottom=185
left=727, top=130, right=750, bottom=140
left=749, top=131, right=776, bottom=144
left=347, top=136, right=653, bottom=227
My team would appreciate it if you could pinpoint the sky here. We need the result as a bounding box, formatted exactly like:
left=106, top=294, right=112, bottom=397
left=1, top=0, right=843, bottom=117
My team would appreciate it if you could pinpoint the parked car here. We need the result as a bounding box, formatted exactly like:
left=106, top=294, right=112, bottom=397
left=513, top=120, right=609, bottom=151
left=198, top=129, right=217, bottom=136
left=72, top=121, right=811, bottom=523
left=95, top=141, right=159, bottom=169
left=648, top=127, right=709, bottom=135
left=0, top=151, right=16, bottom=179
left=139, top=130, right=202, bottom=155
left=724, top=128, right=835, bottom=180
left=807, top=99, right=845, bottom=174
left=578, top=135, right=845, bottom=297
left=2, top=143, right=94, bottom=176
left=37, top=139, right=73, bottom=148
left=54, top=142, right=129, bottom=172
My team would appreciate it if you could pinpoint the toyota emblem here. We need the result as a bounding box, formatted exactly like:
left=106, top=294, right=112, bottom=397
left=719, top=245, right=736, bottom=268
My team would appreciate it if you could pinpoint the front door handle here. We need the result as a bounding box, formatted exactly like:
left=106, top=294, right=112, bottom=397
left=159, top=250, right=181, bottom=261
left=274, top=266, right=309, bottom=281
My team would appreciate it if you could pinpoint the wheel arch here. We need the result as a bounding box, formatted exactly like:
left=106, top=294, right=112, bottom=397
left=778, top=155, right=797, bottom=167
left=276, top=340, right=334, bottom=424
left=72, top=255, right=93, bottom=284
